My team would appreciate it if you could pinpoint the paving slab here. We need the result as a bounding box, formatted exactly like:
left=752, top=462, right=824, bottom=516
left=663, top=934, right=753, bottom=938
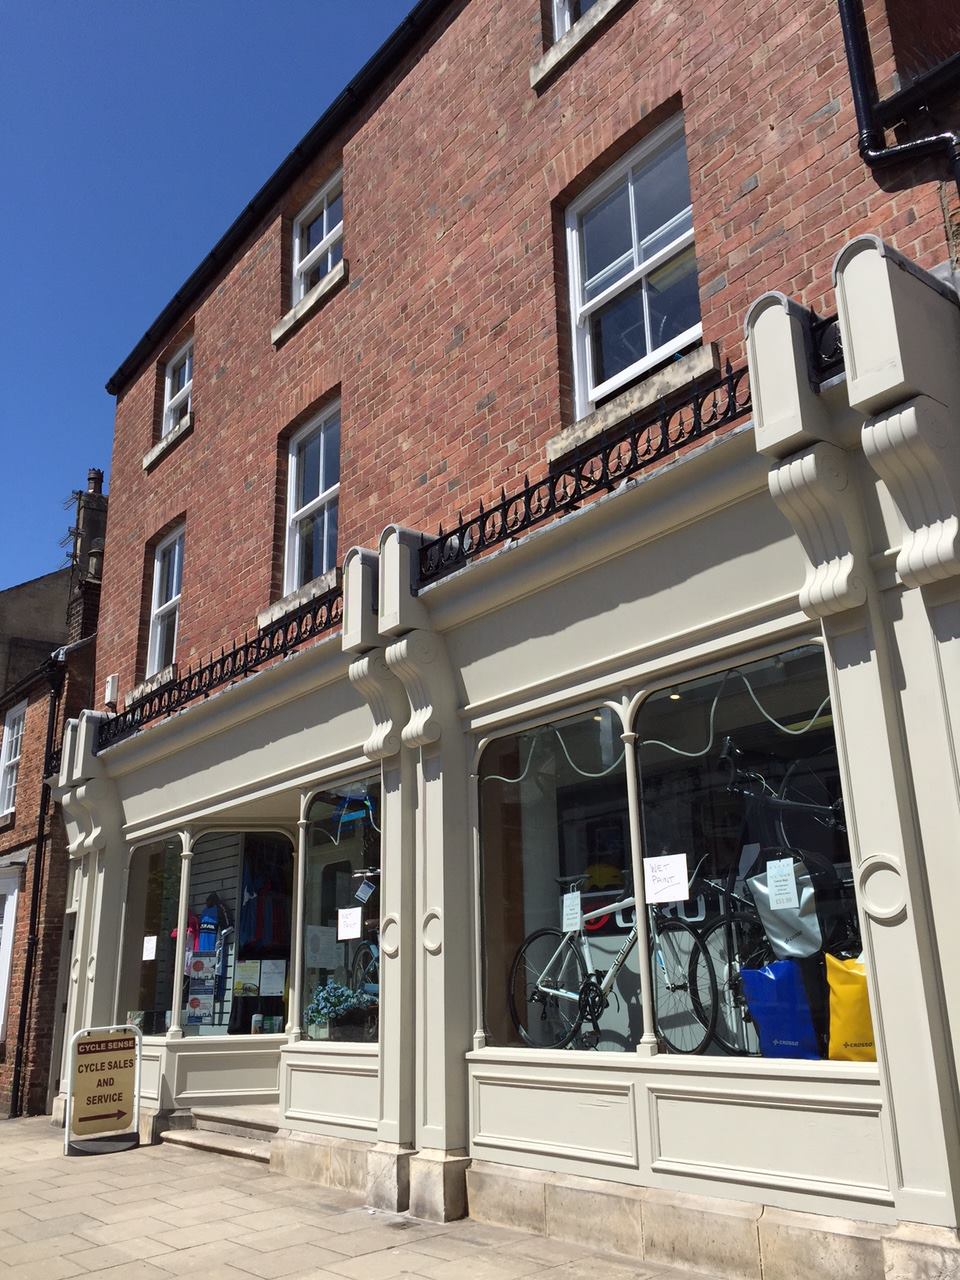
left=0, top=1116, right=719, bottom=1280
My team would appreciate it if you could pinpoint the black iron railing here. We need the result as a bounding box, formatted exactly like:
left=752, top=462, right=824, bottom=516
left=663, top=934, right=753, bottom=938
left=418, top=364, right=752, bottom=587
left=44, top=746, right=62, bottom=779
left=96, top=576, right=343, bottom=751
left=810, top=312, right=843, bottom=382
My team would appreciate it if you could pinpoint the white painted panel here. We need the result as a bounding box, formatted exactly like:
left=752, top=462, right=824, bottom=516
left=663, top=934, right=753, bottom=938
left=172, top=1045, right=280, bottom=1101
left=285, top=1057, right=378, bottom=1132
left=474, top=1073, right=637, bottom=1167
left=139, top=1051, right=162, bottom=1101
left=649, top=1085, right=891, bottom=1203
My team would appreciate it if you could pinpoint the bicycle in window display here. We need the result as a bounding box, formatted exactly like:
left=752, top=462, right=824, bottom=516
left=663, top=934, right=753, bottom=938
left=507, top=873, right=718, bottom=1054
left=687, top=736, right=858, bottom=1056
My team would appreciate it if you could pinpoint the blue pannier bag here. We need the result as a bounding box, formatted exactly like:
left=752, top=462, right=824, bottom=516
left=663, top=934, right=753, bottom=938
left=739, top=959, right=820, bottom=1059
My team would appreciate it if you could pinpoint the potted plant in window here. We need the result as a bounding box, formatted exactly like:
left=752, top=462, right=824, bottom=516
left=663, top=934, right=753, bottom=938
left=304, top=979, right=377, bottom=1042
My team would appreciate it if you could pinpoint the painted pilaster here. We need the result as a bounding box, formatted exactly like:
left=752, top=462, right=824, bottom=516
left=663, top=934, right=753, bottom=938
left=288, top=815, right=307, bottom=1038
left=749, top=267, right=960, bottom=1229
left=344, top=546, right=417, bottom=1211
left=379, top=527, right=472, bottom=1221
left=837, top=237, right=960, bottom=1236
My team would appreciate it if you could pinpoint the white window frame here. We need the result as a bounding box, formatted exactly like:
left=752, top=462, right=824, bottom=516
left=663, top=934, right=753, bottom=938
left=292, top=170, right=344, bottom=305
left=284, top=403, right=340, bottom=595
left=565, top=116, right=701, bottom=420
left=161, top=339, right=193, bottom=437
left=147, top=526, right=185, bottom=677
left=552, top=0, right=599, bottom=39
left=0, top=872, right=19, bottom=1043
left=0, top=700, right=27, bottom=817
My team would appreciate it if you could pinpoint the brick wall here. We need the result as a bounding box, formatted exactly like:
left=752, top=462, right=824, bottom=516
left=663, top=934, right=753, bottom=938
left=96, top=0, right=958, bottom=704
left=0, top=641, right=96, bottom=1115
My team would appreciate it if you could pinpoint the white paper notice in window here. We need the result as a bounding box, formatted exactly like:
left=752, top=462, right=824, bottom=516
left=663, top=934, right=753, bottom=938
left=766, top=857, right=801, bottom=911
left=141, top=935, right=157, bottom=961
left=644, top=853, right=689, bottom=904
left=338, top=906, right=362, bottom=941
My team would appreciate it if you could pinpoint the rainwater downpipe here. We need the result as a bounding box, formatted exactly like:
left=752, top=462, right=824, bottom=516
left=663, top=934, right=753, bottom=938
left=837, top=0, right=960, bottom=199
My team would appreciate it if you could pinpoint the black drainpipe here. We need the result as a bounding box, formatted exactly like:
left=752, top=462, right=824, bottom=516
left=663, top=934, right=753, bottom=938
left=838, top=0, right=960, bottom=199
left=9, top=657, right=65, bottom=1118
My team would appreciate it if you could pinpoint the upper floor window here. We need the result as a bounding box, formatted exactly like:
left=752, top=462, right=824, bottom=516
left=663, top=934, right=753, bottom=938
left=566, top=117, right=701, bottom=419
left=147, top=527, right=184, bottom=676
left=285, top=404, right=340, bottom=594
left=162, top=340, right=193, bottom=437
left=0, top=701, right=27, bottom=816
left=553, top=0, right=600, bottom=39
left=293, top=172, right=343, bottom=304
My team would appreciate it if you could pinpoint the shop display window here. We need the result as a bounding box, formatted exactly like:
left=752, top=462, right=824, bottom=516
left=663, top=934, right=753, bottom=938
left=479, top=646, right=875, bottom=1062
left=122, top=831, right=293, bottom=1036
left=302, top=778, right=381, bottom=1042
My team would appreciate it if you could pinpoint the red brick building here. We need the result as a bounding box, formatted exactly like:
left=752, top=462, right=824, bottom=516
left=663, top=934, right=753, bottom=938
left=56, top=2, right=960, bottom=1272
left=0, top=473, right=106, bottom=1115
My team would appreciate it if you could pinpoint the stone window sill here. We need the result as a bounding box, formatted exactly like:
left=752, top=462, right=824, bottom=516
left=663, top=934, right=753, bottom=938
left=257, top=569, right=338, bottom=630
left=530, top=0, right=635, bottom=90
left=546, top=343, right=719, bottom=464
left=125, top=664, right=177, bottom=707
left=0, top=812, right=14, bottom=834
left=271, top=260, right=348, bottom=348
left=142, top=414, right=193, bottom=472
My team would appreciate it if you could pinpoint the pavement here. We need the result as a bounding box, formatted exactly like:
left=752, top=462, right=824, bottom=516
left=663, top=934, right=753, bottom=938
left=0, top=1116, right=717, bottom=1280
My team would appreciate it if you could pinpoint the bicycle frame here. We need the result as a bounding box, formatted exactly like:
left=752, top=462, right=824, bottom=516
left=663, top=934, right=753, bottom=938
left=535, top=895, right=638, bottom=1006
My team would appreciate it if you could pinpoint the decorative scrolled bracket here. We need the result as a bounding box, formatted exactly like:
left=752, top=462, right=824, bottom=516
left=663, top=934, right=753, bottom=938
left=768, top=442, right=867, bottom=619
left=862, top=396, right=960, bottom=590
left=348, top=650, right=407, bottom=760
left=384, top=629, right=459, bottom=749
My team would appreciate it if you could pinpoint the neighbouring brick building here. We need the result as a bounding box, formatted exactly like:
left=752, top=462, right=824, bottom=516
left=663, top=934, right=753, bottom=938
left=0, top=472, right=106, bottom=1115
left=54, top=2, right=960, bottom=1274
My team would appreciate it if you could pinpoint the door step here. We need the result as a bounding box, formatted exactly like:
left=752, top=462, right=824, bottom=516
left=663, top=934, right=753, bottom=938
left=161, top=1127, right=271, bottom=1163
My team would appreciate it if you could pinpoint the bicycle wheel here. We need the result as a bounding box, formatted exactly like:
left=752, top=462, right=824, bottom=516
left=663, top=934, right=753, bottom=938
left=777, top=751, right=844, bottom=856
left=508, top=928, right=586, bottom=1050
left=651, top=917, right=717, bottom=1054
left=351, top=942, right=379, bottom=996
left=693, top=911, right=775, bottom=1055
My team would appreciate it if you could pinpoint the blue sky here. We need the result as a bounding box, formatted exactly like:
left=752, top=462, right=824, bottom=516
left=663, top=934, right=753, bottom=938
left=0, top=0, right=417, bottom=591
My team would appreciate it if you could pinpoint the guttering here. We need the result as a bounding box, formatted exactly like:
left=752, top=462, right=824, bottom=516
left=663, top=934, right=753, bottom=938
left=104, top=0, right=457, bottom=398
left=837, top=0, right=960, bottom=198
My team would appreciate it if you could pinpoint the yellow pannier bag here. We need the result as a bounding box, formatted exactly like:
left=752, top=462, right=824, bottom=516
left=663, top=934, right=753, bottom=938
left=826, top=953, right=876, bottom=1062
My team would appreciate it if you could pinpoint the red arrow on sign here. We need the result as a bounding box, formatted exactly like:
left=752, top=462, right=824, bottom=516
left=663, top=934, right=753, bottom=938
left=78, top=1110, right=127, bottom=1123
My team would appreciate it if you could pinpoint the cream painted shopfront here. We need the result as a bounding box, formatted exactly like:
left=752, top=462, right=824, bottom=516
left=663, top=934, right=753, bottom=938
left=54, top=239, right=960, bottom=1275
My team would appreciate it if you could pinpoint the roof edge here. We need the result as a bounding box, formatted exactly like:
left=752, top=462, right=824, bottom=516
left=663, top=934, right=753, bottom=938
left=105, top=0, right=456, bottom=398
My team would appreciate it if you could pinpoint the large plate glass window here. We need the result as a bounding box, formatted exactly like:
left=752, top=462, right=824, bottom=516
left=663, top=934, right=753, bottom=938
left=0, top=700, right=27, bottom=815
left=301, top=779, right=381, bottom=1043
left=162, top=339, right=193, bottom=437
left=147, top=526, right=184, bottom=677
left=285, top=403, right=340, bottom=593
left=0, top=871, right=20, bottom=1043
left=566, top=117, right=700, bottom=418
left=292, top=171, right=344, bottom=303
left=635, top=646, right=873, bottom=1061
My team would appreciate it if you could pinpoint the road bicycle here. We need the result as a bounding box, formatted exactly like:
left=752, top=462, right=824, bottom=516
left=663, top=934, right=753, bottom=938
left=349, top=868, right=381, bottom=997
left=687, top=738, right=855, bottom=1054
left=507, top=876, right=718, bottom=1054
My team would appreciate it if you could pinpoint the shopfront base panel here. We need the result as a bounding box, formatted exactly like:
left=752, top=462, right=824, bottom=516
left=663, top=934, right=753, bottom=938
left=270, top=1127, right=370, bottom=1193
left=465, top=1161, right=960, bottom=1280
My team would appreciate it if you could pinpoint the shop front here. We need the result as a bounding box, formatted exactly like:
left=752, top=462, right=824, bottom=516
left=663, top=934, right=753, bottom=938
left=54, top=235, right=960, bottom=1274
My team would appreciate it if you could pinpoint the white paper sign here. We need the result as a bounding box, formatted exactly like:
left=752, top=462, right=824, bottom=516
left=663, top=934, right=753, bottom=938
left=338, top=906, right=363, bottom=941
left=355, top=879, right=376, bottom=904
left=766, top=857, right=800, bottom=910
left=561, top=891, right=581, bottom=933
left=306, top=925, right=339, bottom=969
left=644, top=853, right=689, bottom=905
left=260, top=959, right=287, bottom=997
left=141, top=935, right=157, bottom=961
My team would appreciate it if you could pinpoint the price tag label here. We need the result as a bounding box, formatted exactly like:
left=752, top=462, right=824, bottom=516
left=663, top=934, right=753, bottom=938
left=355, top=879, right=376, bottom=903
left=561, top=891, right=581, bottom=933
left=767, top=857, right=800, bottom=910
